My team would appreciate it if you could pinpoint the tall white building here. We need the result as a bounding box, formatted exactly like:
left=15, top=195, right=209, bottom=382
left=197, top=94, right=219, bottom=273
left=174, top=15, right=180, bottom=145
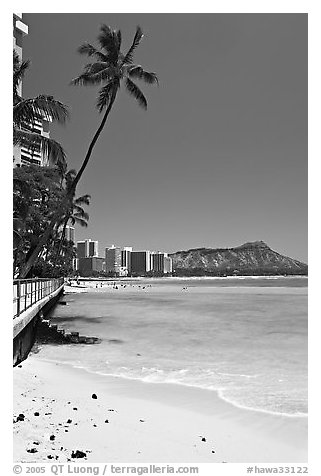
left=13, top=13, right=51, bottom=168
left=105, top=245, right=122, bottom=275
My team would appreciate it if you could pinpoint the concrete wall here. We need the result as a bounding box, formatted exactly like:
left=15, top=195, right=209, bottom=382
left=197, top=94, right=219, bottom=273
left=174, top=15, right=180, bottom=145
left=13, top=285, right=64, bottom=367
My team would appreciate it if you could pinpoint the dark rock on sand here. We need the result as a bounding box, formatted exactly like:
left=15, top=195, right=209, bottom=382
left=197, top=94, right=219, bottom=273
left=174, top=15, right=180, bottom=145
left=34, top=412, right=40, bottom=416
left=49, top=435, right=55, bottom=441
left=16, top=413, right=25, bottom=422
left=27, top=448, right=38, bottom=453
left=104, top=419, right=109, bottom=423
left=71, top=450, right=87, bottom=459
left=67, top=419, right=72, bottom=423
left=92, top=394, right=97, bottom=399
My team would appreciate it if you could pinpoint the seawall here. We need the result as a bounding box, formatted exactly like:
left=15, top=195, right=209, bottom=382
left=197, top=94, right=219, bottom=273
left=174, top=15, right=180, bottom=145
left=13, top=284, right=64, bottom=366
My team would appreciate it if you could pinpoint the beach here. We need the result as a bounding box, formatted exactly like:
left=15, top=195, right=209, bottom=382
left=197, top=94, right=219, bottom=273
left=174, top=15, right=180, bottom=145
left=13, top=278, right=308, bottom=463
left=13, top=354, right=307, bottom=463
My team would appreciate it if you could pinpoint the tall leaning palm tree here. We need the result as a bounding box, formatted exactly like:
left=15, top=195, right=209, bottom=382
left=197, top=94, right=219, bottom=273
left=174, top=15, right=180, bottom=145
left=18, top=24, right=157, bottom=278
left=13, top=50, right=69, bottom=169
left=68, top=24, right=158, bottom=194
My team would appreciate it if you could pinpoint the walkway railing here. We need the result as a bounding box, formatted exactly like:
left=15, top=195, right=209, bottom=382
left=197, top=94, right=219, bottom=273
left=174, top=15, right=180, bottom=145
left=13, top=278, right=64, bottom=319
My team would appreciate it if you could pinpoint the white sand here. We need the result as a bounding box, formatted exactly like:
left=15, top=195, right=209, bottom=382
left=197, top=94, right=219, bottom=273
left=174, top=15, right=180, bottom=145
left=13, top=355, right=307, bottom=463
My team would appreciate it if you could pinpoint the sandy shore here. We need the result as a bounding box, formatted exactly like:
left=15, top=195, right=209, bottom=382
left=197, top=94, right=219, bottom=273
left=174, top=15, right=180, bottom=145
left=13, top=354, right=307, bottom=463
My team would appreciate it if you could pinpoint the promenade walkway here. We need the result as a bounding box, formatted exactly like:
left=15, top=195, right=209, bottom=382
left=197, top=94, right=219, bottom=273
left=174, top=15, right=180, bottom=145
left=13, top=278, right=64, bottom=365
left=13, top=278, right=64, bottom=319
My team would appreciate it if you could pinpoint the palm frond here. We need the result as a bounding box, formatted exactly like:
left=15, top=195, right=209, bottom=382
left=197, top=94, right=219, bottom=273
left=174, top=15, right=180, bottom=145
left=64, top=169, right=77, bottom=187
left=83, top=62, right=111, bottom=75
left=74, top=194, right=91, bottom=206
left=128, top=65, right=158, bottom=85
left=116, top=30, right=122, bottom=52
left=96, top=80, right=119, bottom=112
left=13, top=50, right=30, bottom=99
left=123, top=26, right=144, bottom=65
left=97, top=25, right=120, bottom=64
left=125, top=78, right=147, bottom=109
left=69, top=216, right=89, bottom=227
left=70, top=66, right=116, bottom=87
left=13, top=96, right=69, bottom=126
left=73, top=208, right=90, bottom=221
left=77, top=42, right=107, bottom=62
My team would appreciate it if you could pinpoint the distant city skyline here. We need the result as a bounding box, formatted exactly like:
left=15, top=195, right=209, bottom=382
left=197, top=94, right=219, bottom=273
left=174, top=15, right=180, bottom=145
left=22, top=13, right=307, bottom=263
left=75, top=239, right=172, bottom=275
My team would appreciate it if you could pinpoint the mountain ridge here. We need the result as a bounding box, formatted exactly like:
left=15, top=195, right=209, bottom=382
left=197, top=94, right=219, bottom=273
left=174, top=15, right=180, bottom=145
left=169, top=241, right=307, bottom=276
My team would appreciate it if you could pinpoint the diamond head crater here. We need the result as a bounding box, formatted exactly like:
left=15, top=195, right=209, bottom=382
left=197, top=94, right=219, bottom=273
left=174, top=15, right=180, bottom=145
left=169, top=241, right=308, bottom=277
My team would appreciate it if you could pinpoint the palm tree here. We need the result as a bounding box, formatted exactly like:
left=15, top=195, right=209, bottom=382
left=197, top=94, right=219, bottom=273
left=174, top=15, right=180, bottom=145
left=13, top=50, right=69, bottom=169
left=68, top=24, right=158, bottom=193
left=18, top=24, right=157, bottom=278
left=54, top=192, right=91, bottom=267
left=56, top=169, right=90, bottom=244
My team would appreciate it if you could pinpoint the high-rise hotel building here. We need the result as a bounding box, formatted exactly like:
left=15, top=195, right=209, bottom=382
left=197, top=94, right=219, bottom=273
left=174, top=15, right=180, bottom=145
left=76, top=239, right=98, bottom=258
left=105, top=245, right=132, bottom=276
left=151, top=252, right=173, bottom=274
left=105, top=245, right=122, bottom=275
left=76, top=239, right=102, bottom=276
left=131, top=251, right=152, bottom=275
left=13, top=13, right=51, bottom=168
left=121, top=247, right=132, bottom=272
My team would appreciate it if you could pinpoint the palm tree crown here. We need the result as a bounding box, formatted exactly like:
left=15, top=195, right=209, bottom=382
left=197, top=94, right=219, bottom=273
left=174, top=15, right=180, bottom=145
left=71, top=25, right=158, bottom=112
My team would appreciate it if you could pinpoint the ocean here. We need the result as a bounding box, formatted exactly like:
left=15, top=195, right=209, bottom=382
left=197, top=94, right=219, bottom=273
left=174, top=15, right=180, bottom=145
left=38, top=277, right=308, bottom=418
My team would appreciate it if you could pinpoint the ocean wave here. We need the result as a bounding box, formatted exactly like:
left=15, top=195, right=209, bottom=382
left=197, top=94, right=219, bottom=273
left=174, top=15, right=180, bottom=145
left=73, top=364, right=308, bottom=418
left=35, top=355, right=307, bottom=418
left=217, top=372, right=260, bottom=378
left=216, top=388, right=308, bottom=418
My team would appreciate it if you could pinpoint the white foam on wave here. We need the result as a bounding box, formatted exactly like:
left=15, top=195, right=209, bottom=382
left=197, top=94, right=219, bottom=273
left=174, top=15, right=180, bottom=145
left=216, top=388, right=308, bottom=419
left=217, top=372, right=260, bottom=379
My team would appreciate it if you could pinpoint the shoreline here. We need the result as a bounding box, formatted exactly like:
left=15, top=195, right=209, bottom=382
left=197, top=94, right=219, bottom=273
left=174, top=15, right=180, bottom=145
left=68, top=275, right=308, bottom=282
left=14, top=354, right=308, bottom=463
left=38, top=355, right=308, bottom=419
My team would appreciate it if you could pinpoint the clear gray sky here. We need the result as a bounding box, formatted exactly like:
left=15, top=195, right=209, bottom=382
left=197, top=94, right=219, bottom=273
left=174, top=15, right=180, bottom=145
left=23, top=13, right=307, bottom=262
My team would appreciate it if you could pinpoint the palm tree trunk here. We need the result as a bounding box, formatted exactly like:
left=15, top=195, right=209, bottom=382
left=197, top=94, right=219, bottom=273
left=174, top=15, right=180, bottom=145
left=54, top=217, right=69, bottom=267
left=70, top=89, right=117, bottom=195
left=18, top=91, right=117, bottom=278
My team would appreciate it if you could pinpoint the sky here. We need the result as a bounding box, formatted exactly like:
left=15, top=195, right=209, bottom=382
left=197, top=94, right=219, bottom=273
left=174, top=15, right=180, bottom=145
left=22, top=13, right=308, bottom=262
